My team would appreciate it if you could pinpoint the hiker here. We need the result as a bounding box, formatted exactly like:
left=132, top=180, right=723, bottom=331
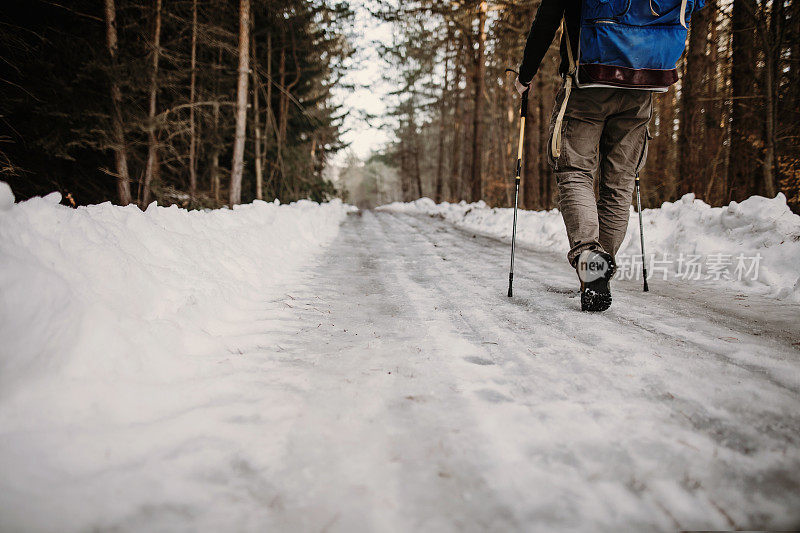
left=515, top=0, right=704, bottom=311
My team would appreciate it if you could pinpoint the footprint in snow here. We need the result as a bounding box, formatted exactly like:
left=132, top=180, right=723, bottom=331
left=464, top=356, right=496, bottom=366
left=545, top=285, right=578, bottom=296
left=476, top=389, right=512, bottom=403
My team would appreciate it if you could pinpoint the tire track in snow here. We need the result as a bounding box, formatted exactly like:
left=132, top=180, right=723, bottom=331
left=262, top=211, right=520, bottom=532
left=391, top=211, right=800, bottom=392
left=374, top=210, right=800, bottom=530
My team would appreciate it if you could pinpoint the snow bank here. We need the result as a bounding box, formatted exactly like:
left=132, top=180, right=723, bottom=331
left=0, top=191, right=350, bottom=394
left=0, top=181, right=14, bottom=210
left=378, top=193, right=800, bottom=301
left=0, top=186, right=350, bottom=530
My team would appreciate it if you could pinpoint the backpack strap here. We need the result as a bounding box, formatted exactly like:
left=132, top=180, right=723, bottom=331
left=552, top=19, right=576, bottom=160
left=563, top=18, right=576, bottom=76
left=679, top=0, right=689, bottom=27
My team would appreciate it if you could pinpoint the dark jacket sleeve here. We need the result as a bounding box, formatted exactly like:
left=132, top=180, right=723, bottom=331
left=518, top=0, right=566, bottom=85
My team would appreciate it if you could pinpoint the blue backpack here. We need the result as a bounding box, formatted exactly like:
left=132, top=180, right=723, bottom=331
left=571, top=0, right=705, bottom=90
left=551, top=0, right=704, bottom=158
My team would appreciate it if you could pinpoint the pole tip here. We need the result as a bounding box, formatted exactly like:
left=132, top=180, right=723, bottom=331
left=507, top=288, right=513, bottom=298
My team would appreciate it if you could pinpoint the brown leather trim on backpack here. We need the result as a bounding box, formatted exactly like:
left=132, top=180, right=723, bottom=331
left=578, top=64, right=678, bottom=89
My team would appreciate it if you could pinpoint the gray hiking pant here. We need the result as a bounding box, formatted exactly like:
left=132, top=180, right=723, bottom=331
left=547, top=84, right=653, bottom=266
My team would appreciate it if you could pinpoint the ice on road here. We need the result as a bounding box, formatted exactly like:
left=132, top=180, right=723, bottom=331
left=3, top=208, right=800, bottom=532
left=265, top=210, right=799, bottom=532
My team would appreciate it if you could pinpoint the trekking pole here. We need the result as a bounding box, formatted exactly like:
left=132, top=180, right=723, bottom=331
left=506, top=69, right=528, bottom=298
left=635, top=172, right=649, bottom=292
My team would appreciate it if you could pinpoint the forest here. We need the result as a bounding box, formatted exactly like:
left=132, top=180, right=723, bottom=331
left=1, top=0, right=798, bottom=211
left=1, top=0, right=353, bottom=208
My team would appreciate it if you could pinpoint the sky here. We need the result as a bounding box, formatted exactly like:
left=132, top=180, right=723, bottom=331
left=331, top=4, right=395, bottom=166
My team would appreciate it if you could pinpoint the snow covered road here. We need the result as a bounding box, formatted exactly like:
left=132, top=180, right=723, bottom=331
left=2, top=205, right=799, bottom=532
left=263, top=210, right=800, bottom=531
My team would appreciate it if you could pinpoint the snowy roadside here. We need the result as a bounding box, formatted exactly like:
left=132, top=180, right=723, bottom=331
left=378, top=193, right=800, bottom=302
left=0, top=183, right=351, bottom=531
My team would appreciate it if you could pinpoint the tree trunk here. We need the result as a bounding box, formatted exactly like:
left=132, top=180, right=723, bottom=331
left=399, top=124, right=411, bottom=201
left=211, top=45, right=221, bottom=204
left=703, top=5, right=726, bottom=204
left=434, top=40, right=451, bottom=204
left=281, top=36, right=302, bottom=200
left=449, top=40, right=464, bottom=202
left=653, top=90, right=677, bottom=200
left=414, top=137, right=424, bottom=199
left=188, top=0, right=198, bottom=200
left=273, top=34, right=303, bottom=201
left=762, top=51, right=777, bottom=198
left=265, top=35, right=275, bottom=199
left=450, top=87, right=463, bottom=202
left=141, top=0, right=162, bottom=208
left=251, top=28, right=263, bottom=201
left=537, top=76, right=551, bottom=208
left=276, top=45, right=289, bottom=198
left=469, top=1, right=487, bottom=202
left=103, top=0, right=132, bottom=205
left=678, top=4, right=708, bottom=198
left=522, top=90, right=538, bottom=211
left=728, top=0, right=759, bottom=201
left=785, top=0, right=800, bottom=211
left=761, top=0, right=782, bottom=199
left=229, top=0, right=250, bottom=206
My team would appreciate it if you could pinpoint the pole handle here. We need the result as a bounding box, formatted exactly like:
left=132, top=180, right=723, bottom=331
left=521, top=90, right=529, bottom=118
left=505, top=68, right=529, bottom=117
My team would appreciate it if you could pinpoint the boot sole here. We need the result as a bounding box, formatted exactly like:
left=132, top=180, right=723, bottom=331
left=581, top=254, right=616, bottom=312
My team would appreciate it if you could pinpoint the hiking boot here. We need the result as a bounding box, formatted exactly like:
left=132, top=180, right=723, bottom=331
left=576, top=249, right=616, bottom=312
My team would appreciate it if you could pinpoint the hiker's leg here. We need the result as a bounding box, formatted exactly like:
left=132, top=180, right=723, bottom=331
left=598, top=91, right=653, bottom=258
left=549, top=86, right=615, bottom=266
